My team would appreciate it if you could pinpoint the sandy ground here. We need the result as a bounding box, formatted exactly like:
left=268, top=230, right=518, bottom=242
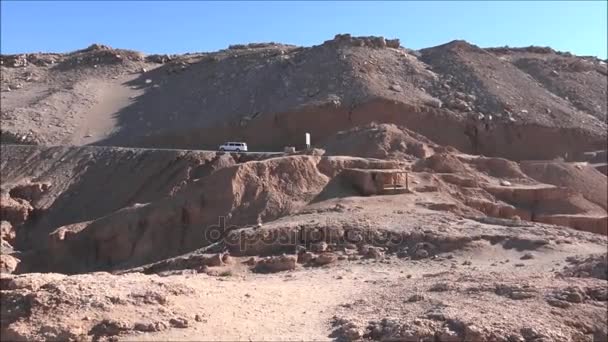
left=71, top=76, right=142, bottom=146
left=3, top=237, right=606, bottom=341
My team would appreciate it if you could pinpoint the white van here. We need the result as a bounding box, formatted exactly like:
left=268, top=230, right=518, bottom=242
left=219, top=142, right=248, bottom=152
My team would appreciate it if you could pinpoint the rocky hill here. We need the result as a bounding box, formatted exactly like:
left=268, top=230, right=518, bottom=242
left=2, top=35, right=606, bottom=159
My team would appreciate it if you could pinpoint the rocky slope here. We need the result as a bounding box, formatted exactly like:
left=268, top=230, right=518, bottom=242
left=1, top=142, right=607, bottom=341
left=2, top=35, right=606, bottom=159
left=1, top=129, right=606, bottom=276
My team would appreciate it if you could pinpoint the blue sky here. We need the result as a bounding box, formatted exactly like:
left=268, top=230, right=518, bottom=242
left=1, top=1, right=607, bottom=58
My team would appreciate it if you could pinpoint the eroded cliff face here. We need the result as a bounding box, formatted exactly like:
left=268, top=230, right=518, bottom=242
left=2, top=127, right=605, bottom=275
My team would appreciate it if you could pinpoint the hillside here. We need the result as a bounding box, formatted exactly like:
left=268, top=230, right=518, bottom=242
left=2, top=35, right=606, bottom=159
left=2, top=140, right=607, bottom=340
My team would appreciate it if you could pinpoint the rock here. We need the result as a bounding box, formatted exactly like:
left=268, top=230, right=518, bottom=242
left=554, top=286, right=586, bottom=303
left=396, top=249, right=409, bottom=258
left=520, top=327, right=550, bottom=341
left=407, top=294, right=425, bottom=302
left=342, top=326, right=363, bottom=341
left=495, top=284, right=536, bottom=300
left=297, top=251, right=315, bottom=264
left=499, top=180, right=512, bottom=186
left=520, top=253, right=534, bottom=260
left=311, top=148, right=326, bottom=156
left=27, top=324, right=86, bottom=341
left=244, top=257, right=256, bottom=266
left=425, top=98, right=443, bottom=108
left=586, top=285, right=608, bottom=301
left=314, top=252, right=338, bottom=266
left=303, top=148, right=325, bottom=156
left=365, top=246, right=384, bottom=259
left=336, top=321, right=364, bottom=341
left=389, top=84, right=403, bottom=92
left=145, top=79, right=152, bottom=84
left=283, top=146, right=296, bottom=153
left=204, top=253, right=224, bottom=267
left=437, top=327, right=461, bottom=342
left=194, top=314, right=204, bottom=322
left=561, top=254, right=607, bottom=280
left=134, top=321, right=167, bottom=332
left=509, top=290, right=536, bottom=300
left=428, top=282, right=451, bottom=292
left=386, top=39, right=400, bottom=48
left=310, top=241, right=328, bottom=253
left=1, top=238, right=14, bottom=254
left=447, top=98, right=471, bottom=111
left=89, top=319, right=131, bottom=337
left=0, top=254, right=20, bottom=273
left=1, top=221, right=15, bottom=245
left=146, top=54, right=171, bottom=63
left=221, top=253, right=233, bottom=264
left=546, top=297, right=571, bottom=308
left=254, top=255, right=297, bottom=273
left=0, top=194, right=32, bottom=227
left=169, top=317, right=189, bottom=328
left=464, top=324, right=485, bottom=341
left=414, top=248, right=429, bottom=260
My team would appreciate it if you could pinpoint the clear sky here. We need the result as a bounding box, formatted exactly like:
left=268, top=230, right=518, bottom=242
left=1, top=1, right=607, bottom=58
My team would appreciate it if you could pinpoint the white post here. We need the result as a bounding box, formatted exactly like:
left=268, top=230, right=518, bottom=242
left=305, top=133, right=311, bottom=150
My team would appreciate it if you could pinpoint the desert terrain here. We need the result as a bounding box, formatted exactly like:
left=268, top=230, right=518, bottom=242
left=1, top=34, right=607, bottom=341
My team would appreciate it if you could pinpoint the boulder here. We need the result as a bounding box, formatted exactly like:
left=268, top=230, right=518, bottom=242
left=0, top=193, right=33, bottom=226
left=1, top=221, right=16, bottom=246
left=386, top=39, right=401, bottom=48
left=0, top=254, right=20, bottom=273
left=253, top=255, right=297, bottom=273
left=314, top=252, right=338, bottom=266
left=389, top=84, right=403, bottom=92
left=310, top=241, right=328, bottom=253
left=89, top=319, right=131, bottom=338
left=297, top=252, right=315, bottom=264
left=169, top=317, right=189, bottom=328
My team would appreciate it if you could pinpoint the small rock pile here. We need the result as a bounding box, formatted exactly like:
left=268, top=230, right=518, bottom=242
left=561, top=254, right=608, bottom=280
left=325, top=34, right=401, bottom=49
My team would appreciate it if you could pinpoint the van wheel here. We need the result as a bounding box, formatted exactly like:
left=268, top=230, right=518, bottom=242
left=220, top=148, right=225, bottom=151
left=235, top=148, right=241, bottom=152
